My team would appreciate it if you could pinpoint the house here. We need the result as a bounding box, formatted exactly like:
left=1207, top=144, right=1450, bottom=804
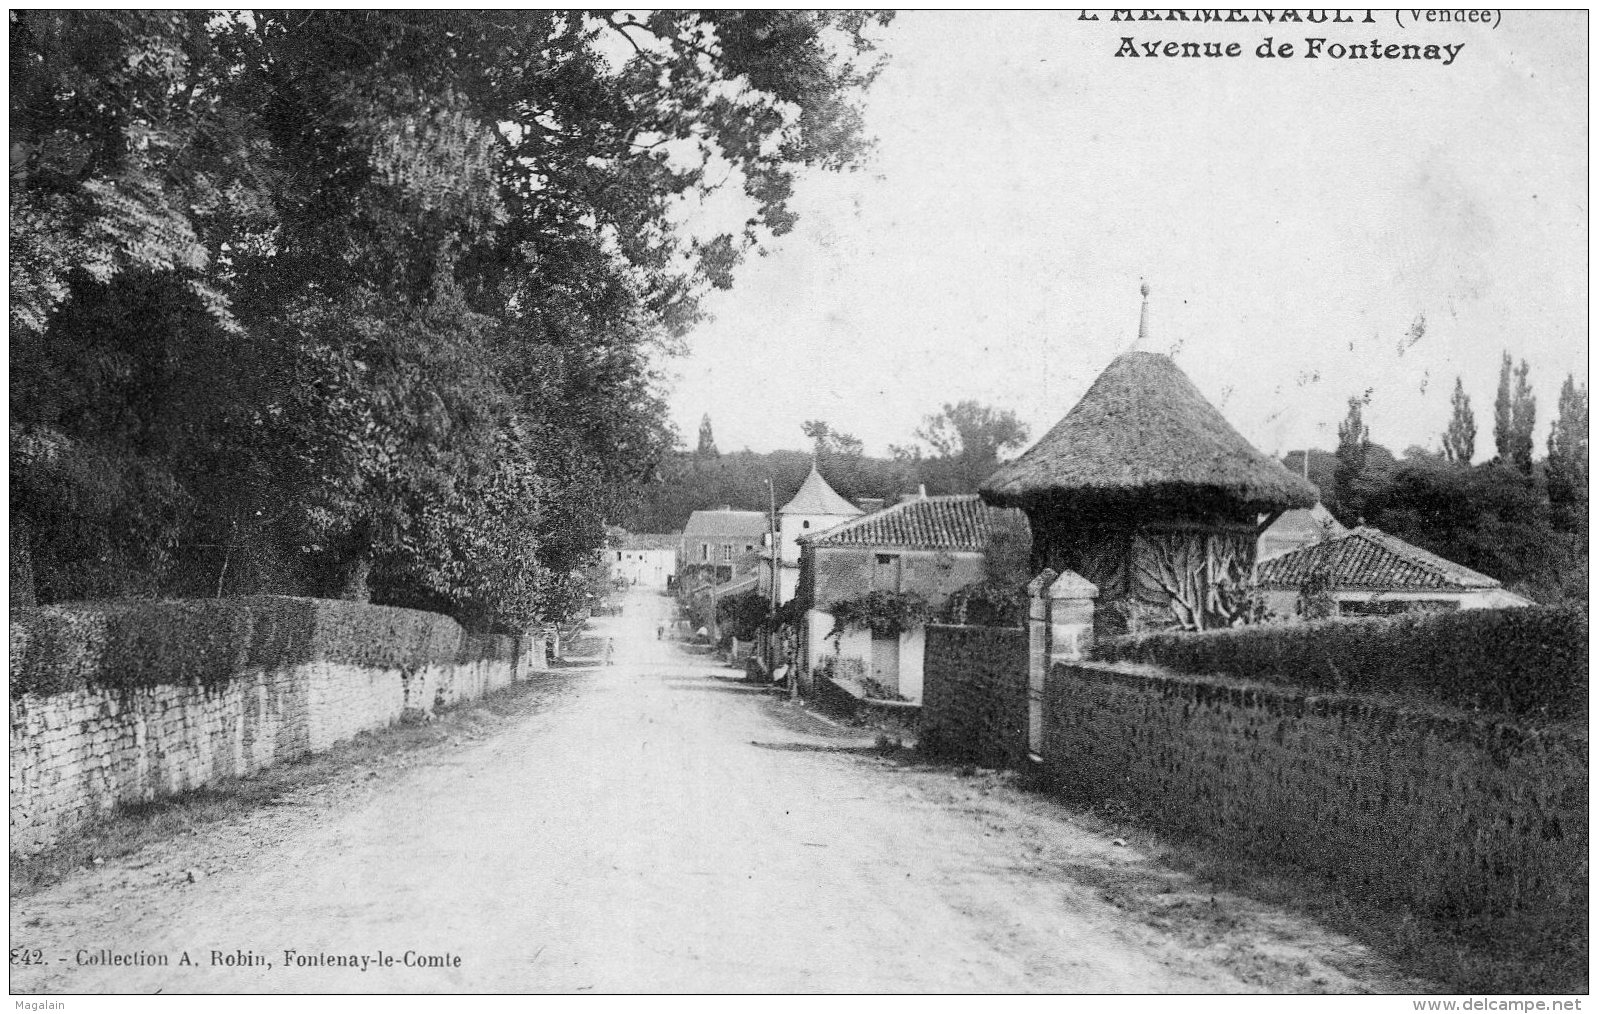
left=1255, top=525, right=1536, bottom=617
left=681, top=507, right=769, bottom=583
left=1257, top=503, right=1346, bottom=562
left=980, top=286, right=1318, bottom=633
left=681, top=570, right=762, bottom=639
left=609, top=533, right=679, bottom=589
left=761, top=465, right=864, bottom=605
left=797, top=493, right=1026, bottom=702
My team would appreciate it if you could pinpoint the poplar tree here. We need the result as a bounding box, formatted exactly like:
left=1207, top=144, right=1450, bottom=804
left=1510, top=359, right=1537, bottom=474
left=1493, top=351, right=1513, bottom=463
left=1441, top=376, right=1476, bottom=465
left=696, top=415, right=719, bottom=458
left=1546, top=374, right=1588, bottom=526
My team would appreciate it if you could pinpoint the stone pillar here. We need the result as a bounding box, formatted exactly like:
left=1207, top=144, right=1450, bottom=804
left=1025, top=569, right=1098, bottom=762
left=521, top=631, right=548, bottom=674
left=1046, top=570, right=1099, bottom=666
left=1025, top=570, right=1057, bottom=761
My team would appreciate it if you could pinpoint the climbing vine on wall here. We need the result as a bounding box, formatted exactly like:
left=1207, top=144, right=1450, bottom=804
left=827, top=590, right=932, bottom=638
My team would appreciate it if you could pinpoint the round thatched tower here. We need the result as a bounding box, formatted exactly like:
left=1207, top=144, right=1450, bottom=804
left=980, top=289, right=1317, bottom=631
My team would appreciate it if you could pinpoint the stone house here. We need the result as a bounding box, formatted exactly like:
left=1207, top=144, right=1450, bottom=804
left=797, top=493, right=1025, bottom=702
left=681, top=507, right=769, bottom=583
left=1255, top=525, right=1536, bottom=617
left=609, top=534, right=679, bottom=590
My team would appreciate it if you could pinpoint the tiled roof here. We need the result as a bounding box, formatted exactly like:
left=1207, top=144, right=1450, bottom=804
left=618, top=533, right=681, bottom=551
left=778, top=467, right=863, bottom=517
left=682, top=509, right=769, bottom=539
left=803, top=495, right=1024, bottom=552
left=1255, top=527, right=1501, bottom=592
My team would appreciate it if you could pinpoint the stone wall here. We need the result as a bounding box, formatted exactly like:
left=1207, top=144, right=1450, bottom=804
left=918, top=624, right=1029, bottom=768
left=1042, top=661, right=1589, bottom=921
left=10, top=599, right=542, bottom=857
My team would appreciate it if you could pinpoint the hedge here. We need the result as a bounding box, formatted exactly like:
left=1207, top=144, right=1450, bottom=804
left=1093, top=606, right=1587, bottom=720
left=10, top=595, right=471, bottom=698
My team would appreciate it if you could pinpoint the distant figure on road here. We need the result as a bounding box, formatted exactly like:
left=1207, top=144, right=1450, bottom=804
left=604, top=639, right=615, bottom=666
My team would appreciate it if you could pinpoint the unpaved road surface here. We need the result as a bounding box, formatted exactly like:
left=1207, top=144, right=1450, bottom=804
left=10, top=589, right=1416, bottom=993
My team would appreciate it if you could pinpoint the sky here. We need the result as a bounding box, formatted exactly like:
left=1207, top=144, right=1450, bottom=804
left=659, top=10, right=1588, bottom=463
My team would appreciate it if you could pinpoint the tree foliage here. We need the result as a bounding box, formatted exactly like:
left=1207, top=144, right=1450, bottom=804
left=1546, top=374, right=1588, bottom=533
left=1334, top=392, right=1373, bottom=516
left=696, top=414, right=719, bottom=457
left=1494, top=351, right=1513, bottom=463
left=1441, top=376, right=1476, bottom=465
left=1509, top=358, right=1537, bottom=474
left=893, top=400, right=1030, bottom=494
left=10, top=10, right=893, bottom=628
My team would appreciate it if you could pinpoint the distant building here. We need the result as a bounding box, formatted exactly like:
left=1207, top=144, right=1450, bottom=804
left=681, top=507, right=768, bottom=583
left=1255, top=526, right=1536, bottom=617
left=609, top=534, right=679, bottom=589
left=763, top=466, right=863, bottom=605
left=1257, top=503, right=1346, bottom=562
left=798, top=493, right=1025, bottom=703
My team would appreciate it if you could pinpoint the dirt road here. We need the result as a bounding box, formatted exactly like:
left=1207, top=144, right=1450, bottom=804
left=10, top=589, right=1411, bottom=993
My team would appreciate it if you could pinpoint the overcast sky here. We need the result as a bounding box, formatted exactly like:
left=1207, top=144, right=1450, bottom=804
left=660, top=10, right=1587, bottom=463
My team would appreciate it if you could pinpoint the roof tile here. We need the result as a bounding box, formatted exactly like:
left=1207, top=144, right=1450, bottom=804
left=804, top=495, right=1023, bottom=552
left=1255, top=526, right=1501, bottom=592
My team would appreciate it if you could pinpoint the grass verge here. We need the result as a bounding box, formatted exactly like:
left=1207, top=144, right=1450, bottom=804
left=10, top=670, right=578, bottom=900
left=897, top=747, right=1585, bottom=994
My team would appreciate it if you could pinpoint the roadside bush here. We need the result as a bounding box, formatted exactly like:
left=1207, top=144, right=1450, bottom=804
left=10, top=596, right=469, bottom=698
left=1094, top=606, right=1587, bottom=720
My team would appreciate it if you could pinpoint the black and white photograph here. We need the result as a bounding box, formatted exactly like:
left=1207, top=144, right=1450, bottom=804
left=7, top=8, right=1588, bottom=999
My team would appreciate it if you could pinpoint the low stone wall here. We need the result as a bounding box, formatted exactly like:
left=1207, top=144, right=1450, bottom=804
left=919, top=624, right=1029, bottom=768
left=1043, top=661, right=1589, bottom=921
left=10, top=598, right=542, bottom=857
left=813, top=676, right=921, bottom=736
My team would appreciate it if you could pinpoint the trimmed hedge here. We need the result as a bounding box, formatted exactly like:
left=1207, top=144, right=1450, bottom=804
left=10, top=596, right=469, bottom=698
left=1093, top=606, right=1587, bottom=720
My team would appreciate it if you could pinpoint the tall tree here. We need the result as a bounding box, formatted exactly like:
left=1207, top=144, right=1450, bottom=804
left=801, top=420, right=863, bottom=459
left=1493, top=351, right=1513, bottom=463
left=1334, top=393, right=1372, bottom=521
left=1546, top=373, right=1588, bottom=530
left=1510, top=358, right=1537, bottom=474
left=1441, top=376, right=1477, bottom=465
left=696, top=414, right=719, bottom=458
left=902, top=400, right=1030, bottom=493
left=10, top=10, right=894, bottom=625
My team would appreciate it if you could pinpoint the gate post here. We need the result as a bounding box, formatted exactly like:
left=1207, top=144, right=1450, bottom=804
left=1026, top=570, right=1057, bottom=762
left=1046, top=570, right=1098, bottom=666
left=1026, top=570, right=1098, bottom=763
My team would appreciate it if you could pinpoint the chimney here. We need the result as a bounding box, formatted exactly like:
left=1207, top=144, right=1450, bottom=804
left=919, top=484, right=927, bottom=498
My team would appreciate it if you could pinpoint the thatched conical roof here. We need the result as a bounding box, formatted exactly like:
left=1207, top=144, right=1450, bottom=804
left=981, top=350, right=1317, bottom=514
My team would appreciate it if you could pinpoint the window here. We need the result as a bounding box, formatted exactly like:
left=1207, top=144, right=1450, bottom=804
left=722, top=545, right=733, bottom=562
left=745, top=544, right=753, bottom=552
left=616, top=551, right=622, bottom=562
left=700, top=544, right=709, bottom=561
left=873, top=553, right=901, bottom=592
left=802, top=520, right=810, bottom=529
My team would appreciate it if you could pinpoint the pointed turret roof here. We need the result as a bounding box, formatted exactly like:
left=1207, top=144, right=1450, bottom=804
left=981, top=287, right=1317, bottom=514
left=779, top=466, right=864, bottom=517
